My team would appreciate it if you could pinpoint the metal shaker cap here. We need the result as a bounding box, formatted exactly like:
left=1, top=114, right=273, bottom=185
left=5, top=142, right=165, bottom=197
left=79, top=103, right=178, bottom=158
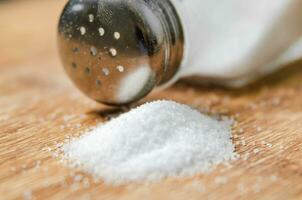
left=58, top=0, right=184, bottom=105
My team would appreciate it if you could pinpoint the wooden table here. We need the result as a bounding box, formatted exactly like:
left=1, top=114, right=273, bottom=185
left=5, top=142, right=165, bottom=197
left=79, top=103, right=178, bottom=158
left=0, top=0, right=301, bottom=199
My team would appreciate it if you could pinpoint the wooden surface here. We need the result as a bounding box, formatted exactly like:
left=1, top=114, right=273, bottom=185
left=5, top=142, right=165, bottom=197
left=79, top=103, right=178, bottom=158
left=0, top=1, right=302, bottom=199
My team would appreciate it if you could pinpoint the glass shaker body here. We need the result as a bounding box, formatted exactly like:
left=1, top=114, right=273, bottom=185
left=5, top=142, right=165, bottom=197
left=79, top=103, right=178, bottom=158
left=170, top=0, right=302, bottom=87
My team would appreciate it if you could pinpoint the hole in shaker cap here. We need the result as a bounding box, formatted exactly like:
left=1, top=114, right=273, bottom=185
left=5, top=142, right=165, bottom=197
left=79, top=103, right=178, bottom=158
left=98, top=27, right=105, bottom=36
left=88, top=14, right=94, bottom=23
left=90, top=46, right=97, bottom=56
left=116, top=65, right=125, bottom=72
left=102, top=68, right=110, bottom=76
left=114, top=32, right=120, bottom=40
left=109, top=48, right=117, bottom=57
left=80, top=26, right=86, bottom=35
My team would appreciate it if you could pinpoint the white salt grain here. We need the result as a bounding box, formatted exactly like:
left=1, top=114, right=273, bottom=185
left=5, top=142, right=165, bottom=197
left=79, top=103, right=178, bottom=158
left=63, top=100, right=236, bottom=185
left=214, top=176, right=228, bottom=185
left=23, top=190, right=32, bottom=200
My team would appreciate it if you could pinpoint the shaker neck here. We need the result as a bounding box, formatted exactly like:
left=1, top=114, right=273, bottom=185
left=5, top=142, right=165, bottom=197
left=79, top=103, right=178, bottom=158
left=144, top=0, right=184, bottom=85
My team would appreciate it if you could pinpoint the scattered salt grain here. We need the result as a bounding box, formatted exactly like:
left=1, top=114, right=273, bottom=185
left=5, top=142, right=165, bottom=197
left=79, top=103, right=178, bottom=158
left=23, top=190, right=32, bottom=200
left=253, top=148, right=261, bottom=154
left=237, top=183, right=246, bottom=194
left=270, top=175, right=278, bottom=182
left=242, top=153, right=250, bottom=161
left=74, top=174, right=83, bottom=182
left=83, top=178, right=91, bottom=188
left=266, top=143, right=273, bottom=148
left=42, top=180, right=50, bottom=187
left=214, top=176, right=228, bottom=185
left=187, top=180, right=205, bottom=193
left=10, top=167, right=16, bottom=172
left=71, top=183, right=80, bottom=192
left=256, top=127, right=263, bottom=132
left=252, top=184, right=261, bottom=193
left=63, top=100, right=236, bottom=185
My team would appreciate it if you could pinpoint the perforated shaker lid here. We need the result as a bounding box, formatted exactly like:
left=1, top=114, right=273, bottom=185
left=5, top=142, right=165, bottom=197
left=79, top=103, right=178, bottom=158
left=58, top=0, right=183, bottom=105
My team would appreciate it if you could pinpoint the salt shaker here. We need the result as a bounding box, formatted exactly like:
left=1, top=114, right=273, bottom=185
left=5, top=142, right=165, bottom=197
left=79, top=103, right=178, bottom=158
left=58, top=0, right=302, bottom=105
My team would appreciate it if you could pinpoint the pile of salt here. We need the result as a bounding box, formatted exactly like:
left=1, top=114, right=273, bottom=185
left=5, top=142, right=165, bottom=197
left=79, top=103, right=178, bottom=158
left=63, top=100, right=236, bottom=185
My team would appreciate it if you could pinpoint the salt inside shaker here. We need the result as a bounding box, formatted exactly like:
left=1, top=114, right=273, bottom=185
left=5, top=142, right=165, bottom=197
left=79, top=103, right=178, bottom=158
left=58, top=0, right=302, bottom=105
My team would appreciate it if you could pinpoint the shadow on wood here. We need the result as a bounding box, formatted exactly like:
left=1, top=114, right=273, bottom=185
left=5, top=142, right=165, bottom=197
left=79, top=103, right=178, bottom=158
left=175, top=60, right=302, bottom=97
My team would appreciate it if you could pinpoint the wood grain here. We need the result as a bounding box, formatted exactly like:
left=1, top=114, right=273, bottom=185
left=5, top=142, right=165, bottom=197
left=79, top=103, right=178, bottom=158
left=0, top=1, right=301, bottom=199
